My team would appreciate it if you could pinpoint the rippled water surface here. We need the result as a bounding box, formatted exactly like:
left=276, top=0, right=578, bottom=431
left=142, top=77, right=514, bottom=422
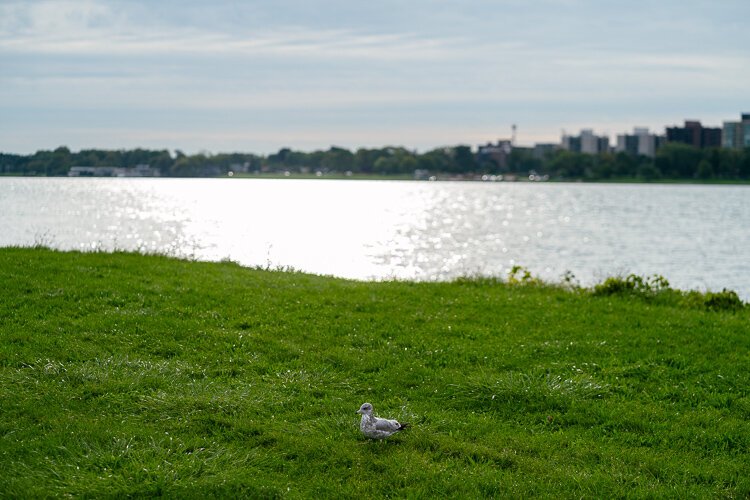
left=2, top=177, right=748, bottom=298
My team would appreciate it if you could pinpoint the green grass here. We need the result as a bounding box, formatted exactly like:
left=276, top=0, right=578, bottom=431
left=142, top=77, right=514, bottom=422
left=1, top=248, right=749, bottom=498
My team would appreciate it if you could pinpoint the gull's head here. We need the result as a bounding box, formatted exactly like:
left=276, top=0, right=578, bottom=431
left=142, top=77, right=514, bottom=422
left=357, top=402, right=373, bottom=415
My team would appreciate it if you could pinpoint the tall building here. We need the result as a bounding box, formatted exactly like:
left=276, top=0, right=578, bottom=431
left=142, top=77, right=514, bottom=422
left=615, top=127, right=662, bottom=158
left=723, top=122, right=741, bottom=149
left=666, top=120, right=721, bottom=148
left=561, top=134, right=581, bottom=153
left=636, top=128, right=656, bottom=158
left=616, top=134, right=639, bottom=156
left=702, top=127, right=722, bottom=148
left=580, top=129, right=598, bottom=154
left=562, top=130, right=608, bottom=154
left=597, top=136, right=611, bottom=154
left=722, top=113, right=750, bottom=149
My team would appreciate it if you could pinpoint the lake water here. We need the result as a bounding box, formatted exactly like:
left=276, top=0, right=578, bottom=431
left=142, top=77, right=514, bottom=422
left=2, top=177, right=749, bottom=299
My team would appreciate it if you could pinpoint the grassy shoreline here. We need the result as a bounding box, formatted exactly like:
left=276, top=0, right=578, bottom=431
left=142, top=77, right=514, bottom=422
left=1, top=248, right=748, bottom=497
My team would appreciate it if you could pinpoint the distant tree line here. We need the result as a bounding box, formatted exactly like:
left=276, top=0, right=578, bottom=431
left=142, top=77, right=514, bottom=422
left=0, top=147, right=263, bottom=177
left=514, top=144, right=750, bottom=181
left=2, top=144, right=750, bottom=181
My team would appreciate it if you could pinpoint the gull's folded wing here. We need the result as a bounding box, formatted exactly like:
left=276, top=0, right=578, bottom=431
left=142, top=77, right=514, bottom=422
left=374, top=418, right=402, bottom=432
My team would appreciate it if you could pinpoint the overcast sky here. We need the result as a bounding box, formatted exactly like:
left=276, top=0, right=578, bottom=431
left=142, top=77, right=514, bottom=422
left=1, top=0, right=748, bottom=154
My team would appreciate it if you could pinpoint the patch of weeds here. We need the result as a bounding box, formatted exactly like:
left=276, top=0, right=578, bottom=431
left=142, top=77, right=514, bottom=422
left=592, top=274, right=745, bottom=311
left=693, top=289, right=744, bottom=312
left=560, top=270, right=580, bottom=290
left=592, top=274, right=670, bottom=297
left=507, top=265, right=544, bottom=286
left=451, top=266, right=745, bottom=312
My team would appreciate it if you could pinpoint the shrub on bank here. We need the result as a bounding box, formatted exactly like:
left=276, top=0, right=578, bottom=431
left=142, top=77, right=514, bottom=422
left=591, top=274, right=744, bottom=311
left=502, top=268, right=746, bottom=311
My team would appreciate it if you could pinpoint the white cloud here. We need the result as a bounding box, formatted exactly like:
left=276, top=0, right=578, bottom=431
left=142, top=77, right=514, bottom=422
left=0, top=0, right=461, bottom=61
left=0, top=0, right=116, bottom=35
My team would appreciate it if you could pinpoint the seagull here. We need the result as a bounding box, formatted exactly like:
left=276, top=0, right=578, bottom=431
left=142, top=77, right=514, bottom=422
left=356, top=402, right=409, bottom=440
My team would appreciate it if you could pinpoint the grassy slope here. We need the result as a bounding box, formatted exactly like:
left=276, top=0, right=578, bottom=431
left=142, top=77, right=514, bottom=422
left=0, top=248, right=748, bottom=498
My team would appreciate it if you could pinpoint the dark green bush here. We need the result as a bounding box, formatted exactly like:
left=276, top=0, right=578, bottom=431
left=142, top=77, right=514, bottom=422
left=590, top=274, right=745, bottom=311
left=592, top=274, right=670, bottom=297
left=593, top=276, right=638, bottom=296
left=703, top=289, right=744, bottom=311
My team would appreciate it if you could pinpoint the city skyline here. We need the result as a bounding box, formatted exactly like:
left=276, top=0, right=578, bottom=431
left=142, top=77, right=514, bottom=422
left=1, top=0, right=749, bottom=155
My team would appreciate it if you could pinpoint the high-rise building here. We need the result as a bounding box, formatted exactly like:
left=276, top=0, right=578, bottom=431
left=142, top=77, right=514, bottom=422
left=615, top=127, right=661, bottom=158
left=580, top=129, right=598, bottom=154
left=562, top=130, right=608, bottom=154
left=721, top=113, right=750, bottom=150
left=722, top=121, right=741, bottom=149
left=666, top=120, right=721, bottom=148
left=561, top=134, right=581, bottom=153
left=597, top=136, right=611, bottom=154
left=616, top=134, right=639, bottom=156
left=637, top=131, right=657, bottom=158
left=702, top=128, right=722, bottom=148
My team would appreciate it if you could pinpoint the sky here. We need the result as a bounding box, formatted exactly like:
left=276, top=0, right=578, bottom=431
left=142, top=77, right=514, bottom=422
left=1, top=0, right=748, bottom=155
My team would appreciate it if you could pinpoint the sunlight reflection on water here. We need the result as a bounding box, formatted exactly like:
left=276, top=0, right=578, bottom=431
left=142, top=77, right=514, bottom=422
left=2, top=177, right=749, bottom=299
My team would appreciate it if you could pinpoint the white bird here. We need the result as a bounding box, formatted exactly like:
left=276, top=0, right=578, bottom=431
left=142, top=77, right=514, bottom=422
left=356, top=402, right=409, bottom=439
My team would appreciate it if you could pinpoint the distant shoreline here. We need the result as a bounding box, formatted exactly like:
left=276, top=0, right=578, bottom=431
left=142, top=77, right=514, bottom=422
left=4, top=172, right=750, bottom=185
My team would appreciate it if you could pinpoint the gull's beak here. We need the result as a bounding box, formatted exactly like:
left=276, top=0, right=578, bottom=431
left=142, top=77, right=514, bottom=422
left=356, top=409, right=362, bottom=414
